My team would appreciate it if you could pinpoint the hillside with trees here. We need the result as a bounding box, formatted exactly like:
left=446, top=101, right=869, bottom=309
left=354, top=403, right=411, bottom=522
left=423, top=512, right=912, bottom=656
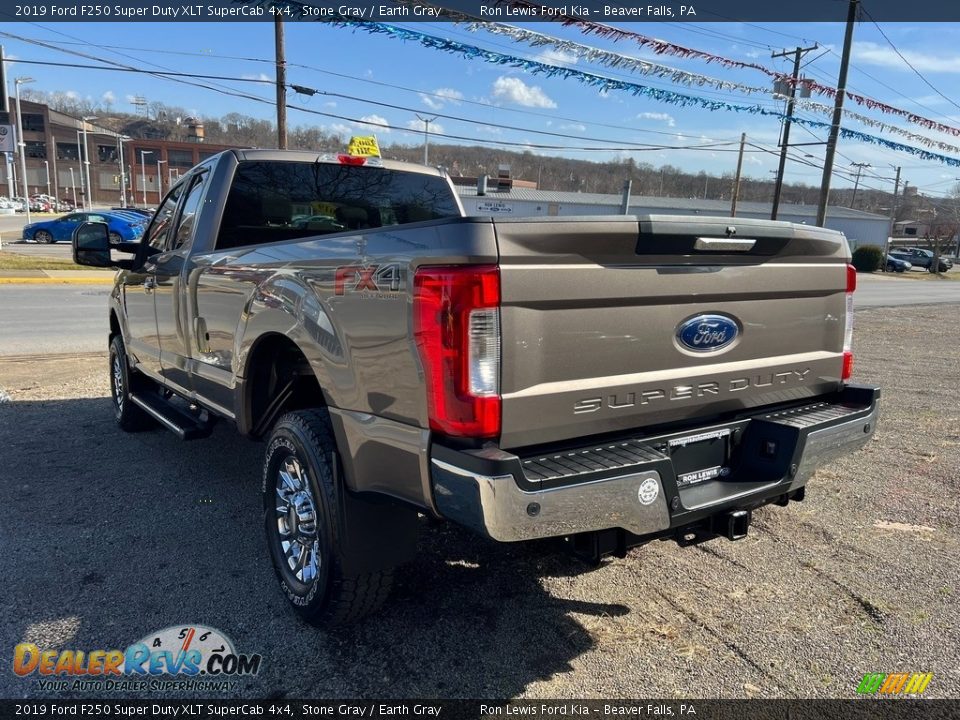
left=23, top=88, right=920, bottom=214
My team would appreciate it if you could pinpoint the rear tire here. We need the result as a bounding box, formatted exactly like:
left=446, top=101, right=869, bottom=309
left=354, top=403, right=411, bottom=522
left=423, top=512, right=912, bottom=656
left=109, top=335, right=155, bottom=432
left=263, top=409, right=395, bottom=626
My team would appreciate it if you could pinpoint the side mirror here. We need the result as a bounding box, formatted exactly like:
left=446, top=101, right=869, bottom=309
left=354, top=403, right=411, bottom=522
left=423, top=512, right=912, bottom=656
left=73, top=222, right=133, bottom=269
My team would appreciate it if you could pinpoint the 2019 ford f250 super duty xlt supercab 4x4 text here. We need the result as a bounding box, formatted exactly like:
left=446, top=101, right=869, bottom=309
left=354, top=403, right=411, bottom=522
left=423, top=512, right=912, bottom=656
left=74, top=148, right=880, bottom=626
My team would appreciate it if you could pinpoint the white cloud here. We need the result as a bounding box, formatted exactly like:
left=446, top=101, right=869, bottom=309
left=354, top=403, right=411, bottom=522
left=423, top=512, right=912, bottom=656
left=638, top=112, right=676, bottom=127
left=406, top=118, right=445, bottom=135
left=535, top=49, right=578, bottom=66
left=559, top=122, right=587, bottom=132
left=323, top=101, right=337, bottom=108
left=65, top=90, right=79, bottom=100
left=241, top=72, right=271, bottom=82
left=329, top=123, right=352, bottom=137
left=491, top=76, right=556, bottom=108
left=421, top=87, right=464, bottom=110
left=102, top=90, right=116, bottom=104
left=357, top=114, right=391, bottom=133
left=853, top=41, right=960, bottom=74
left=475, top=125, right=502, bottom=135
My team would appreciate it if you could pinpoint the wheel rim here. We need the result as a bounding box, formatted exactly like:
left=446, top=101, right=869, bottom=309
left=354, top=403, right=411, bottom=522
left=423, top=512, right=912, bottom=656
left=274, top=455, right=321, bottom=585
left=112, top=352, right=124, bottom=411
left=110, top=233, right=121, bottom=244
left=36, top=231, right=51, bottom=243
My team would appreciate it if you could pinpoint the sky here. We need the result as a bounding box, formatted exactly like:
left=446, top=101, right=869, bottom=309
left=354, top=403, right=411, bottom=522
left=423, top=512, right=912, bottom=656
left=4, top=15, right=960, bottom=198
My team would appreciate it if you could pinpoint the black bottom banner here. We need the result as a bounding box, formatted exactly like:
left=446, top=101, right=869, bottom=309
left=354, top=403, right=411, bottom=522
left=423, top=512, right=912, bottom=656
left=1, top=700, right=957, bottom=720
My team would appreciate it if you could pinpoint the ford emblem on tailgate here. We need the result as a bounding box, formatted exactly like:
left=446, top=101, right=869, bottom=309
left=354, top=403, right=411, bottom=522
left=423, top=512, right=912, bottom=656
left=676, top=314, right=740, bottom=353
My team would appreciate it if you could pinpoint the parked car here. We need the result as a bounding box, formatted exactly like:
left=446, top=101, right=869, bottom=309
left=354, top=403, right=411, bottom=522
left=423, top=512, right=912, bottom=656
left=117, top=206, right=155, bottom=217
left=889, top=247, right=954, bottom=272
left=885, top=254, right=912, bottom=273
left=22, top=211, right=148, bottom=244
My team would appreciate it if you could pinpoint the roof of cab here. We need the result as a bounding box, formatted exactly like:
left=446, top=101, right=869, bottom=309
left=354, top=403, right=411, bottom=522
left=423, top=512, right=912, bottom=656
left=226, top=148, right=447, bottom=178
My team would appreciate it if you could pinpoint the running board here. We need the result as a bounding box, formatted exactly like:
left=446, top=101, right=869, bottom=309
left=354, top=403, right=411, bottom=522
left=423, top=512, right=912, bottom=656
left=129, top=392, right=213, bottom=440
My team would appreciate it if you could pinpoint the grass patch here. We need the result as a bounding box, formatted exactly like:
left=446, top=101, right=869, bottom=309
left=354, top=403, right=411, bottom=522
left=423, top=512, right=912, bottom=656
left=875, top=270, right=960, bottom=281
left=0, top=251, right=108, bottom=271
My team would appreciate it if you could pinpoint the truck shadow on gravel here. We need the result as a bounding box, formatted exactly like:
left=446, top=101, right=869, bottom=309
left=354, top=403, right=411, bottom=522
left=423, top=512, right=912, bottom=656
left=0, top=397, right=627, bottom=699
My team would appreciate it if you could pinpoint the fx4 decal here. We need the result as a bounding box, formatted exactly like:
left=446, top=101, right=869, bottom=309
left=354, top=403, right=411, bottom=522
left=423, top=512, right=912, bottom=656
left=334, top=263, right=403, bottom=296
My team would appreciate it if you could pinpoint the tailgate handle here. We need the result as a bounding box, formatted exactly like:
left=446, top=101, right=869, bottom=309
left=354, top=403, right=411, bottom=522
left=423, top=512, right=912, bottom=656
left=694, top=237, right=757, bottom=252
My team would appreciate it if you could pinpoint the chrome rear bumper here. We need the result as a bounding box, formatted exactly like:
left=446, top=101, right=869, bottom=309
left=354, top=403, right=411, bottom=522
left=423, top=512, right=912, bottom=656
left=430, top=385, right=879, bottom=543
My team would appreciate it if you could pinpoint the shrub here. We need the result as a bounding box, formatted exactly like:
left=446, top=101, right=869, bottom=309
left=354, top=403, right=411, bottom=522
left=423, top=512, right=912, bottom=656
left=852, top=245, right=884, bottom=272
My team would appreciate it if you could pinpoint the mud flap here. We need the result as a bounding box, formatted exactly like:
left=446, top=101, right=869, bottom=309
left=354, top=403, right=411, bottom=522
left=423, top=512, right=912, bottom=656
left=334, top=455, right=421, bottom=574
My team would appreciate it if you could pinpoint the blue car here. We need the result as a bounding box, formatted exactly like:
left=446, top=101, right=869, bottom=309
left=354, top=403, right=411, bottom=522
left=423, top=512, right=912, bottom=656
left=22, top=211, right=148, bottom=245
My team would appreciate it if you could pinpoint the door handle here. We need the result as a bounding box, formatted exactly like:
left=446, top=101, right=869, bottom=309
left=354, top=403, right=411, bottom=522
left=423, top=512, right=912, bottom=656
left=144, top=277, right=157, bottom=292
left=194, top=317, right=210, bottom=354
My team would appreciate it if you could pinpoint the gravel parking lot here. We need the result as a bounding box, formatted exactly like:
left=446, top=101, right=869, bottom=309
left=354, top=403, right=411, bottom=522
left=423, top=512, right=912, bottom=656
left=0, top=304, right=958, bottom=700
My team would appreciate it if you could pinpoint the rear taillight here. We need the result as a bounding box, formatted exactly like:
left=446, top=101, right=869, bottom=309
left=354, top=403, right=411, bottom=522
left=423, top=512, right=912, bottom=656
left=414, top=265, right=501, bottom=438
left=842, top=263, right=855, bottom=381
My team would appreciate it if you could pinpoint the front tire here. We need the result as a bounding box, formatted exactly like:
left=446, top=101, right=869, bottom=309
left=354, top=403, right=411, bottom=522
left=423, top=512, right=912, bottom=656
left=109, top=335, right=155, bottom=432
left=34, top=230, right=53, bottom=244
left=263, top=409, right=395, bottom=626
left=109, top=231, right=122, bottom=245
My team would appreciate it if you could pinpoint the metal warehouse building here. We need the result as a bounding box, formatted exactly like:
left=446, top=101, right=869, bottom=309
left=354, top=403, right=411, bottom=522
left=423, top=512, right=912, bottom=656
left=456, top=185, right=890, bottom=250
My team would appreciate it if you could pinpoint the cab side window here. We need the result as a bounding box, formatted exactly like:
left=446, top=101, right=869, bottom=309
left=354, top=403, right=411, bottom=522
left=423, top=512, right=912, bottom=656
left=145, top=185, right=184, bottom=253
left=171, top=172, right=208, bottom=251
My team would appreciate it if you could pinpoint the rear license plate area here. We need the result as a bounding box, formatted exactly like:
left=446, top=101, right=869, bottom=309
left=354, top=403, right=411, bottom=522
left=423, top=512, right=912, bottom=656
left=669, top=429, right=732, bottom=488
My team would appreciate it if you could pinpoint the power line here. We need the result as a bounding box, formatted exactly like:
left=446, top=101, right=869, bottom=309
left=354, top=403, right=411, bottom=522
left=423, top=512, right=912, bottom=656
left=10, top=56, right=750, bottom=152
left=861, top=4, right=960, bottom=114
left=0, top=30, right=744, bottom=144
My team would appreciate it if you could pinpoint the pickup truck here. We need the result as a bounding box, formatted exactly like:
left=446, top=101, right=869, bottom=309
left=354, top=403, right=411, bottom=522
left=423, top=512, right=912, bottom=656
left=74, top=149, right=880, bottom=626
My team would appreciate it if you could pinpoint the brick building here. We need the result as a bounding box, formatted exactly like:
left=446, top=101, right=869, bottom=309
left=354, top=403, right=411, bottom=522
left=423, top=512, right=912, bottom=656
left=1, top=98, right=239, bottom=207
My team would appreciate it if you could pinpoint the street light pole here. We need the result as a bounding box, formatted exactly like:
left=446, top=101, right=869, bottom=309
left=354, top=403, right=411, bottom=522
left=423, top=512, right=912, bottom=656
left=415, top=114, right=437, bottom=165
left=69, top=168, right=77, bottom=208
left=75, top=130, right=85, bottom=208
left=156, top=159, right=166, bottom=198
left=14, top=76, right=34, bottom=224
left=81, top=116, right=97, bottom=209
left=117, top=135, right=130, bottom=208
left=43, top=160, right=50, bottom=196
left=883, top=165, right=901, bottom=271
left=139, top=150, right=153, bottom=206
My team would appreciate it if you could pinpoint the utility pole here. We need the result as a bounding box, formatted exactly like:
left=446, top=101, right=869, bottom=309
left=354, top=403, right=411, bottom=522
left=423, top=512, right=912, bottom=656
left=274, top=15, right=287, bottom=149
left=883, top=165, right=901, bottom=270
left=416, top=114, right=437, bottom=165
left=816, top=0, right=860, bottom=226
left=731, top=132, right=746, bottom=217
left=771, top=43, right=818, bottom=220
left=849, top=162, right=871, bottom=208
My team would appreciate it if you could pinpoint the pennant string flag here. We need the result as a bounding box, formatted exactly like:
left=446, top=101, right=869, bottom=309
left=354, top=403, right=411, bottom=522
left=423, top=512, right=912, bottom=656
left=498, top=0, right=960, bottom=138
left=454, top=21, right=960, bottom=155
left=327, top=20, right=960, bottom=166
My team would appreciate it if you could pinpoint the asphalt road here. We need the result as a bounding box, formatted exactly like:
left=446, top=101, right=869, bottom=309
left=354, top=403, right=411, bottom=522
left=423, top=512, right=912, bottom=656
left=0, top=285, right=110, bottom=356
left=2, top=273, right=959, bottom=359
left=0, top=303, right=958, bottom=700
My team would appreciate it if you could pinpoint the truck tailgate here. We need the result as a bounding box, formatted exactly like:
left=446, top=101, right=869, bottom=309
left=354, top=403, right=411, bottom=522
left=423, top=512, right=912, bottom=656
left=494, top=215, right=850, bottom=449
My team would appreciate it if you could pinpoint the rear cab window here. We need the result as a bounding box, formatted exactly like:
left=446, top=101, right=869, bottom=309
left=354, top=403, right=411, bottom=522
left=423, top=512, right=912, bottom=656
left=215, top=161, right=460, bottom=251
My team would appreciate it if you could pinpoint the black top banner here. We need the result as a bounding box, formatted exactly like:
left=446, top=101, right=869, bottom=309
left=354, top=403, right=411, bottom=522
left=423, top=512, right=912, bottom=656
left=1, top=700, right=958, bottom=720
left=4, top=0, right=960, bottom=23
